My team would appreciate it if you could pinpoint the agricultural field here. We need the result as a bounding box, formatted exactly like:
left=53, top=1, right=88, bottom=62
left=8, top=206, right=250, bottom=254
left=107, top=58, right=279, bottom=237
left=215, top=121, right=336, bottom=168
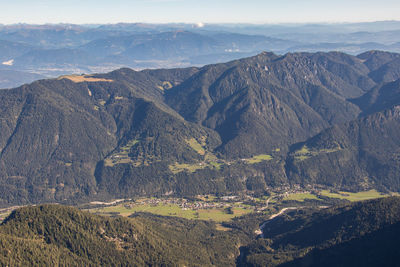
left=293, top=145, right=311, bottom=161
left=246, top=154, right=273, bottom=164
left=281, top=189, right=392, bottom=203
left=89, top=201, right=253, bottom=222
left=319, top=189, right=388, bottom=201
left=104, top=139, right=140, bottom=166
left=1, top=189, right=391, bottom=225
left=82, top=188, right=395, bottom=229
left=168, top=162, right=209, bottom=174
left=283, top=192, right=321, bottom=202
left=186, top=138, right=206, bottom=156
left=104, top=133, right=279, bottom=173
left=169, top=151, right=274, bottom=174
left=293, top=144, right=342, bottom=161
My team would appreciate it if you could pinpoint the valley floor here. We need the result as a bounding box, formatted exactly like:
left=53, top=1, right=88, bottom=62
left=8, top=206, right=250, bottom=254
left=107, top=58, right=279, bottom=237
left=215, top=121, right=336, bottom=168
left=0, top=188, right=393, bottom=225
left=81, top=188, right=393, bottom=227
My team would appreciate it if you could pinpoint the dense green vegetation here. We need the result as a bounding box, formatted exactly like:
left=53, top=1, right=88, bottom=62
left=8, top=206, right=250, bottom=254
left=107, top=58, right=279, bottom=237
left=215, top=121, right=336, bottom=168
left=0, top=205, right=241, bottom=266
left=238, top=197, right=400, bottom=266
left=280, top=221, right=400, bottom=267
left=287, top=106, right=400, bottom=192
left=319, top=189, right=387, bottom=201
left=2, top=197, right=400, bottom=266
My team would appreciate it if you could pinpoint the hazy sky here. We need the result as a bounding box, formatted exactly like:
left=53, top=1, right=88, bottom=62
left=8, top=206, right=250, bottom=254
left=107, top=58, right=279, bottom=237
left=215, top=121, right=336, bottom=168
left=1, top=0, right=400, bottom=24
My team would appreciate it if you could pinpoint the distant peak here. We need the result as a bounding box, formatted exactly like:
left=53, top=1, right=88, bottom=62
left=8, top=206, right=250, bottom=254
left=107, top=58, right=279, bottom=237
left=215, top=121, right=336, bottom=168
left=248, top=51, right=278, bottom=62
left=259, top=51, right=277, bottom=57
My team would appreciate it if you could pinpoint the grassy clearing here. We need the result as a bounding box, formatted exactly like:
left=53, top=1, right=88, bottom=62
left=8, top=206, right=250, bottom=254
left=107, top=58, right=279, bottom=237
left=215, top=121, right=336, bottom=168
left=105, top=204, right=195, bottom=219
left=215, top=224, right=232, bottom=231
left=268, top=198, right=278, bottom=204
left=120, top=140, right=139, bottom=153
left=162, top=81, right=173, bottom=89
left=284, top=193, right=320, bottom=202
left=294, top=145, right=311, bottom=161
left=295, top=155, right=310, bottom=161
left=209, top=161, right=223, bottom=170
left=0, top=211, right=11, bottom=222
left=205, top=152, right=218, bottom=162
left=169, top=136, right=222, bottom=173
left=104, top=139, right=140, bottom=166
left=186, top=138, right=206, bottom=156
left=319, top=189, right=386, bottom=201
left=169, top=159, right=223, bottom=174
left=169, top=163, right=207, bottom=174
left=197, top=208, right=251, bottom=221
left=294, top=145, right=342, bottom=161
left=91, top=203, right=252, bottom=222
left=186, top=136, right=219, bottom=161
left=297, top=146, right=310, bottom=154
left=282, top=189, right=387, bottom=202
left=157, top=81, right=173, bottom=91
left=170, top=137, right=282, bottom=172
left=246, top=154, right=273, bottom=164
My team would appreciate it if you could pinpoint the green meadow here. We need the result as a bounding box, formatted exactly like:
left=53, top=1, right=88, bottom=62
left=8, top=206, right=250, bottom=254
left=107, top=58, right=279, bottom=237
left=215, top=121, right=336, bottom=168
left=90, top=202, right=253, bottom=222
left=319, top=189, right=387, bottom=201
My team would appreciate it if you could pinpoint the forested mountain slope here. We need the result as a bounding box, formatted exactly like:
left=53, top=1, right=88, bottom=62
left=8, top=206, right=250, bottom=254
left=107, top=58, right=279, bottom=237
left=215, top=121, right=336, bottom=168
left=0, top=205, right=240, bottom=266
left=239, top=197, right=400, bottom=266
left=2, top=198, right=400, bottom=266
left=0, top=51, right=399, bottom=205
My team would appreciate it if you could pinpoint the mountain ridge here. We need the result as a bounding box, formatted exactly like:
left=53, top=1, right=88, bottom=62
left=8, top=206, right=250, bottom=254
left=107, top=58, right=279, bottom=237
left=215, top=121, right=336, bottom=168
left=0, top=50, right=399, bottom=206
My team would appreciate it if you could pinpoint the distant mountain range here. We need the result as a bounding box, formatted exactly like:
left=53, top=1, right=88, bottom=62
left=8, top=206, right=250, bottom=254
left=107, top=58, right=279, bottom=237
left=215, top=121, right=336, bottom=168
left=0, top=50, right=399, bottom=206
left=2, top=22, right=400, bottom=88
left=2, top=21, right=400, bottom=267
left=0, top=69, right=44, bottom=89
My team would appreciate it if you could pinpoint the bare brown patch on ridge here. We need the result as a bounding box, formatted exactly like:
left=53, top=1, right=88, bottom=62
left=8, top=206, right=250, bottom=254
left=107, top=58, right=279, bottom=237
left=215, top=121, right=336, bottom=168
left=58, top=75, right=113, bottom=83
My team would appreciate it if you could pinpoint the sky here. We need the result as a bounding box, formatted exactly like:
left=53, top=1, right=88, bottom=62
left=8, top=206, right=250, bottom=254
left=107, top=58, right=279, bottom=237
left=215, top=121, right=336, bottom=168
left=1, top=0, right=400, bottom=25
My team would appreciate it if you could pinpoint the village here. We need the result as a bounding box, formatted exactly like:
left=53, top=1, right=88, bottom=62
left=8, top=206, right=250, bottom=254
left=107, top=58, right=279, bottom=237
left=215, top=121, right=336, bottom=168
left=104, top=184, right=315, bottom=213
left=1, top=185, right=386, bottom=224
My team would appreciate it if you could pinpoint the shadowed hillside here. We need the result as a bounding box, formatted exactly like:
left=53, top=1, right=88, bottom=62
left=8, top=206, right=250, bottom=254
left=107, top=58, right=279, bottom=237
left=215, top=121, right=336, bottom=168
left=239, top=197, right=400, bottom=266
left=0, top=51, right=399, bottom=205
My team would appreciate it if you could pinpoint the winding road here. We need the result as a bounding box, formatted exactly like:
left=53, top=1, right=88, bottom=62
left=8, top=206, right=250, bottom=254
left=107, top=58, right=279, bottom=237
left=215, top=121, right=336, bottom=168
left=255, top=207, right=300, bottom=237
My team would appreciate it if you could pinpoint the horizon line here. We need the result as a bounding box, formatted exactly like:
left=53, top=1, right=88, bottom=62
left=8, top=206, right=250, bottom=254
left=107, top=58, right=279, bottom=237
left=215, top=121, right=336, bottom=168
left=1, top=20, right=399, bottom=26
